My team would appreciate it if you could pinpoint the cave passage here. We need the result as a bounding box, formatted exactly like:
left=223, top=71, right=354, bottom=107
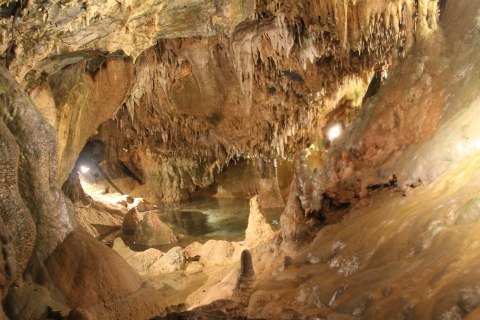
left=1, top=0, right=480, bottom=319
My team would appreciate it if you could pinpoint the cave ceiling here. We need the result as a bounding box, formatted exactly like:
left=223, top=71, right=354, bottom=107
left=0, top=0, right=440, bottom=200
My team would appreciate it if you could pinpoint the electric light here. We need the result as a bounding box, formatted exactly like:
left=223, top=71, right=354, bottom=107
left=80, top=165, right=90, bottom=174
left=327, top=124, right=342, bottom=141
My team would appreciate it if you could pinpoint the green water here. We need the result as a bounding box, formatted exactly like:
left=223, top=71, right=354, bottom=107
left=126, top=197, right=283, bottom=251
left=164, top=197, right=282, bottom=239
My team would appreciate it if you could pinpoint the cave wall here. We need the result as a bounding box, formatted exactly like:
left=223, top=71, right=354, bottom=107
left=325, top=0, right=480, bottom=207
left=0, top=65, right=168, bottom=320
left=30, top=53, right=134, bottom=185
left=0, top=0, right=436, bottom=205
left=0, top=0, right=453, bottom=317
left=279, top=0, right=480, bottom=242
left=212, top=158, right=287, bottom=208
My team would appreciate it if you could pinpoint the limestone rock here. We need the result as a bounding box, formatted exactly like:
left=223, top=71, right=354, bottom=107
left=45, top=230, right=166, bottom=319
left=112, top=237, right=163, bottom=274
left=185, top=242, right=203, bottom=259
left=2, top=1, right=254, bottom=80
left=457, top=285, right=480, bottom=314
left=238, top=250, right=255, bottom=279
left=258, top=179, right=285, bottom=209
left=214, top=160, right=261, bottom=198
left=123, top=208, right=142, bottom=235
left=245, top=196, right=275, bottom=248
left=0, top=64, right=168, bottom=319
left=133, top=212, right=176, bottom=246
left=234, top=250, right=256, bottom=304
left=11, top=0, right=433, bottom=206
left=135, top=199, right=158, bottom=213
left=0, top=216, right=15, bottom=318
left=185, top=262, right=203, bottom=275
left=69, top=308, right=94, bottom=320
left=46, top=230, right=143, bottom=305
left=6, top=281, right=69, bottom=320
left=280, top=185, right=310, bottom=243
left=75, top=201, right=124, bottom=238
left=193, top=240, right=245, bottom=267
left=31, top=55, right=135, bottom=185
left=91, top=0, right=429, bottom=204
left=0, top=120, right=35, bottom=283
left=0, top=66, right=77, bottom=271
left=155, top=300, right=247, bottom=320
left=150, top=246, right=187, bottom=274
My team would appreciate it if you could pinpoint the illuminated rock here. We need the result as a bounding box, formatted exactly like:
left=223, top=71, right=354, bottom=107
left=244, top=196, right=275, bottom=248
left=133, top=212, right=177, bottom=246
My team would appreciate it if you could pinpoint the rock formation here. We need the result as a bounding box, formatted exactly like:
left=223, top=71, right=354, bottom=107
left=30, top=54, right=134, bottom=185
left=3, top=0, right=434, bottom=204
left=1, top=0, right=480, bottom=319
left=0, top=119, right=35, bottom=283
left=236, top=249, right=255, bottom=290
left=113, top=237, right=164, bottom=274
left=44, top=231, right=165, bottom=318
left=122, top=207, right=142, bottom=235
left=0, top=65, right=166, bottom=319
left=133, top=212, right=176, bottom=246
left=280, top=180, right=313, bottom=243
left=0, top=216, right=15, bottom=318
left=189, top=239, right=245, bottom=268
left=244, top=196, right=275, bottom=248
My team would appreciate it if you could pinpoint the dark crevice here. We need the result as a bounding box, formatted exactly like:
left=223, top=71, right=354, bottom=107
left=407, top=179, right=423, bottom=189
left=4, top=0, right=27, bottom=68
left=86, top=55, right=108, bottom=76
left=362, top=70, right=383, bottom=105
left=118, top=161, right=145, bottom=184
left=279, top=70, right=304, bottom=83
left=367, top=175, right=398, bottom=192
left=438, top=0, right=447, bottom=18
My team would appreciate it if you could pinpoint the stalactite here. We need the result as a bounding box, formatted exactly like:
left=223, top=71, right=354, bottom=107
left=88, top=0, right=429, bottom=201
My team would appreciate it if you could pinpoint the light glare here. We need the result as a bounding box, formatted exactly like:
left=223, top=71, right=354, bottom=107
left=327, top=124, right=342, bottom=141
left=80, top=166, right=90, bottom=173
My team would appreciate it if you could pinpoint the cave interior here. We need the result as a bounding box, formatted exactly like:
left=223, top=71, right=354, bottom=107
left=1, top=0, right=480, bottom=319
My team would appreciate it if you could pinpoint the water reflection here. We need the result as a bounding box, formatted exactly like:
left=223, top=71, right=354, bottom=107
left=125, top=198, right=283, bottom=251
left=162, top=210, right=215, bottom=237
left=164, top=198, right=251, bottom=241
